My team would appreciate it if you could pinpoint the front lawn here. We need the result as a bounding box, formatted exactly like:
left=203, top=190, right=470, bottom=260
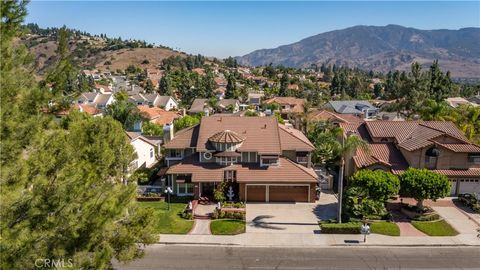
left=139, top=201, right=194, bottom=234
left=210, top=219, right=245, bottom=235
left=412, top=220, right=458, bottom=236
left=370, top=221, right=400, bottom=236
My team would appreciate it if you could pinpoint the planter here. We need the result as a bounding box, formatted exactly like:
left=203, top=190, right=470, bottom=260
left=136, top=196, right=163, bottom=202
left=401, top=206, right=439, bottom=221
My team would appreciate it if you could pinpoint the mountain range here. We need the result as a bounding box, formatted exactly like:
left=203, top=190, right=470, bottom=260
left=236, top=25, right=480, bottom=79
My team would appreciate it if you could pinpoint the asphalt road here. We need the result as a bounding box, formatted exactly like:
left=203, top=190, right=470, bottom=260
left=113, top=245, right=480, bottom=270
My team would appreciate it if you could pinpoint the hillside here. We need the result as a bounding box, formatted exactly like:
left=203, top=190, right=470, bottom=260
left=23, top=30, right=185, bottom=76
left=236, top=25, right=480, bottom=79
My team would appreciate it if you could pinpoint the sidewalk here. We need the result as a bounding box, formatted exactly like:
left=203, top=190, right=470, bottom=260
left=159, top=232, right=480, bottom=247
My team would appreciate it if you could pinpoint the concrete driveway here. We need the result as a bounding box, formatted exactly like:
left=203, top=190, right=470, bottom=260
left=245, top=192, right=337, bottom=234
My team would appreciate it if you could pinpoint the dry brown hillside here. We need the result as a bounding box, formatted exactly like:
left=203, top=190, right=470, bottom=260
left=24, top=34, right=185, bottom=76
left=95, top=48, right=186, bottom=72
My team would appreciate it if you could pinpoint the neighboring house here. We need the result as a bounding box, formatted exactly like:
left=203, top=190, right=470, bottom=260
left=95, top=83, right=112, bottom=94
left=126, top=131, right=159, bottom=170
left=76, top=92, right=115, bottom=111
left=214, top=87, right=226, bottom=99
left=129, top=94, right=178, bottom=110
left=188, top=98, right=211, bottom=115
left=137, top=105, right=182, bottom=125
left=162, top=116, right=318, bottom=202
left=218, top=99, right=240, bottom=113
left=445, top=97, right=477, bottom=108
left=188, top=98, right=240, bottom=115
left=146, top=68, right=163, bottom=89
left=325, top=100, right=379, bottom=119
left=308, top=110, right=363, bottom=126
left=263, top=97, right=306, bottom=116
left=341, top=121, right=480, bottom=196
left=248, top=92, right=264, bottom=106
left=75, top=104, right=102, bottom=117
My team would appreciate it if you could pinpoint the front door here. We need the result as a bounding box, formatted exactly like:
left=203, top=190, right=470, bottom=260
left=201, top=182, right=215, bottom=198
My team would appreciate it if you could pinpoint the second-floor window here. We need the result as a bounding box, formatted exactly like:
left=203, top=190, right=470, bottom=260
left=260, top=156, right=279, bottom=167
left=217, top=157, right=237, bottom=165
left=468, top=154, right=480, bottom=164
left=224, top=170, right=237, bottom=181
left=168, top=149, right=182, bottom=158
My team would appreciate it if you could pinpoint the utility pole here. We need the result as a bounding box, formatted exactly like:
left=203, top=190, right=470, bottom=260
left=337, top=134, right=345, bottom=224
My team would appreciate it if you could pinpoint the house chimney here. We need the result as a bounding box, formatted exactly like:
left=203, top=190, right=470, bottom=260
left=163, top=123, right=174, bottom=144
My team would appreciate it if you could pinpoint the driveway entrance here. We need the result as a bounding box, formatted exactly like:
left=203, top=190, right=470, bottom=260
left=246, top=203, right=320, bottom=233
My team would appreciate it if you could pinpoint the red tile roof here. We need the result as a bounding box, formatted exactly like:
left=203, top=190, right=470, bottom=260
left=308, top=110, right=363, bottom=124
left=278, top=124, right=315, bottom=151
left=392, top=168, right=480, bottom=177
left=167, top=155, right=317, bottom=183
left=137, top=105, right=181, bottom=125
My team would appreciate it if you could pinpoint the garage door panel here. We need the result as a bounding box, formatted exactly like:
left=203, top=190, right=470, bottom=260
left=246, top=185, right=266, bottom=202
left=269, top=186, right=308, bottom=202
left=458, top=179, right=480, bottom=195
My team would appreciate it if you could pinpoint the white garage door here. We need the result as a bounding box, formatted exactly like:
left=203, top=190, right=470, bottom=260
left=457, top=179, right=480, bottom=195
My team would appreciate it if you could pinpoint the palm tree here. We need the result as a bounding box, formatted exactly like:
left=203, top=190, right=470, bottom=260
left=454, top=105, right=480, bottom=143
left=337, top=133, right=369, bottom=223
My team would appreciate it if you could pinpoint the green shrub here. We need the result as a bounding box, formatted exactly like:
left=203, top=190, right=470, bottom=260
left=413, top=213, right=440, bottom=221
left=319, top=222, right=361, bottom=234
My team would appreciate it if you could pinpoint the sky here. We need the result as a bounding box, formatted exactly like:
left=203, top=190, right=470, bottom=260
left=26, top=1, right=480, bottom=58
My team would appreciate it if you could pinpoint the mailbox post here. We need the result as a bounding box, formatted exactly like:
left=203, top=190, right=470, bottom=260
left=361, top=223, right=370, bottom=243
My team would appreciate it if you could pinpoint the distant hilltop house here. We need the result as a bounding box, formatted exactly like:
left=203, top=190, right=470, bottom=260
left=129, top=93, right=178, bottom=111
left=161, top=116, right=318, bottom=202
left=126, top=131, right=161, bottom=171
left=248, top=92, right=264, bottom=107
left=188, top=98, right=240, bottom=115
left=76, top=92, right=115, bottom=111
left=342, top=121, right=480, bottom=196
left=325, top=100, right=379, bottom=119
left=263, top=97, right=306, bottom=115
left=445, top=97, right=477, bottom=108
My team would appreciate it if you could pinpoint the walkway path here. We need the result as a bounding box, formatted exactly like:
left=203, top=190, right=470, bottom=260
left=387, top=202, right=426, bottom=236
left=189, top=219, right=211, bottom=235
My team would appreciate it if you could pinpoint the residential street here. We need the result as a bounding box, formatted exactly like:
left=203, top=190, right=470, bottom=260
left=113, top=245, right=480, bottom=270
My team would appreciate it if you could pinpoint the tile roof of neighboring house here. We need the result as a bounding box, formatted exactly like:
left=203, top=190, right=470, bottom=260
left=308, top=110, right=363, bottom=124
left=79, top=92, right=98, bottom=102
left=189, top=98, right=208, bottom=113
left=214, top=78, right=227, bottom=86
left=75, top=104, right=101, bottom=116
left=126, top=131, right=157, bottom=147
left=218, top=99, right=239, bottom=108
left=94, top=94, right=113, bottom=107
left=435, top=142, right=480, bottom=153
left=164, top=125, right=200, bottom=149
left=354, top=143, right=409, bottom=170
left=391, top=168, right=480, bottom=177
left=328, top=100, right=377, bottom=114
left=264, top=97, right=305, bottom=113
left=215, top=86, right=226, bottom=94
left=278, top=124, right=315, bottom=151
left=196, top=117, right=282, bottom=154
left=167, top=155, right=317, bottom=183
left=342, top=120, right=479, bottom=174
left=157, top=96, right=176, bottom=107
left=137, top=105, right=181, bottom=125
left=192, top=68, right=205, bottom=76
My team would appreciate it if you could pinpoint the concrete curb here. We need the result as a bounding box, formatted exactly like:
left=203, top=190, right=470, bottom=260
left=158, top=242, right=480, bottom=247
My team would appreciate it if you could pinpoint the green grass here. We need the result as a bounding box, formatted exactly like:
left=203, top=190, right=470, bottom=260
left=139, top=201, right=194, bottom=234
left=210, top=219, right=245, bottom=235
left=412, top=220, right=459, bottom=236
left=370, top=221, right=400, bottom=236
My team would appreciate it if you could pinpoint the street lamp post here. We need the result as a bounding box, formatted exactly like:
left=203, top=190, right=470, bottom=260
left=164, top=187, right=173, bottom=211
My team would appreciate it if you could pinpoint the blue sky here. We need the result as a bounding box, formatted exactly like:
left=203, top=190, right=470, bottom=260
left=26, top=1, right=480, bottom=58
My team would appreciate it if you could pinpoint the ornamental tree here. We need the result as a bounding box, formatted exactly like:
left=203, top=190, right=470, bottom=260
left=399, top=168, right=451, bottom=209
left=350, top=170, right=400, bottom=201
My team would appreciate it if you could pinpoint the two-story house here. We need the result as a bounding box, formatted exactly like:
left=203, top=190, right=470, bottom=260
left=341, top=121, right=480, bottom=196
left=162, top=116, right=318, bottom=202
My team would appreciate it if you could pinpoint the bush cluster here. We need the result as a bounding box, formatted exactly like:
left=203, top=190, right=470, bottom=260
left=211, top=209, right=245, bottom=220
left=319, top=222, right=361, bottom=234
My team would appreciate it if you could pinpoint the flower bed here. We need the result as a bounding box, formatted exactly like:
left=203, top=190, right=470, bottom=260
left=211, top=208, right=245, bottom=220
left=401, top=204, right=440, bottom=221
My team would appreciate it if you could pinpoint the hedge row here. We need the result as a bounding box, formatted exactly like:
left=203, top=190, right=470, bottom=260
left=319, top=222, right=361, bottom=234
